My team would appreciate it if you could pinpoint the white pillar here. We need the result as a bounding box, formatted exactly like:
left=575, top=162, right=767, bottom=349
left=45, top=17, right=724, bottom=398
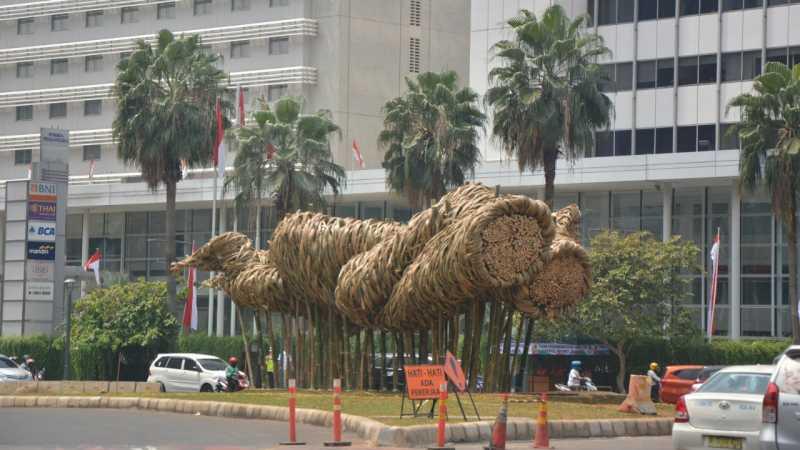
left=80, top=212, right=90, bottom=297
left=730, top=186, right=741, bottom=339
left=216, top=203, right=227, bottom=337
left=662, top=184, right=672, bottom=242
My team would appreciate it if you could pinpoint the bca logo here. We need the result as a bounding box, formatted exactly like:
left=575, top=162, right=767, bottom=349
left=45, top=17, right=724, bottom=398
left=29, top=226, right=55, bottom=236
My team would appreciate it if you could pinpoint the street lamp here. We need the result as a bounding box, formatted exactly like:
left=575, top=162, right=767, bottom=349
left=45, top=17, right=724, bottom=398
left=63, top=278, right=76, bottom=381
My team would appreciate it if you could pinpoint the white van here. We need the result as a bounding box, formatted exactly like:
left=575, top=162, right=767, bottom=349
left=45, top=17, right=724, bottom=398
left=146, top=353, right=228, bottom=392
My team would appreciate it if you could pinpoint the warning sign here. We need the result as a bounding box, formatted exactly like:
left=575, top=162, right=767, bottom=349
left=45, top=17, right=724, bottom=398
left=404, top=364, right=446, bottom=400
left=444, top=351, right=467, bottom=392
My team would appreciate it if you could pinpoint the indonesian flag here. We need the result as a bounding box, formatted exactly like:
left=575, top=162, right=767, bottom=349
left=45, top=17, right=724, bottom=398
left=88, top=159, right=96, bottom=182
left=182, top=242, right=198, bottom=331
left=83, top=249, right=102, bottom=285
left=707, top=229, right=721, bottom=339
left=352, top=140, right=365, bottom=168
left=213, top=97, right=226, bottom=178
left=236, top=86, right=245, bottom=128
left=266, top=142, right=277, bottom=160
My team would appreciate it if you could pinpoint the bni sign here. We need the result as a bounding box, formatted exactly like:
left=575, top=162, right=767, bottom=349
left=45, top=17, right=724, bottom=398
left=27, top=241, right=55, bottom=260
left=27, top=221, right=56, bottom=242
left=28, top=201, right=56, bottom=221
left=29, top=182, right=57, bottom=202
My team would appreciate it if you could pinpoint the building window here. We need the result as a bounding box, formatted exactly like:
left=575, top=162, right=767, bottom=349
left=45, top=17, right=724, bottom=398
left=656, top=58, right=675, bottom=88
left=16, top=105, right=33, bottom=121
left=83, top=145, right=102, bottom=161
left=701, top=0, right=720, bottom=13
left=742, top=50, right=762, bottom=80
left=678, top=56, right=698, bottom=86
left=84, top=100, right=102, bottom=116
left=677, top=125, right=698, bottom=152
left=85, top=10, right=103, bottom=28
left=699, top=55, right=717, bottom=84
left=595, top=131, right=613, bottom=157
left=269, top=37, right=289, bottom=55
left=616, top=63, right=633, bottom=91
left=409, top=37, right=421, bottom=73
left=158, top=2, right=176, bottom=19
left=232, top=0, right=250, bottom=10
left=16, top=62, right=34, bottom=79
left=51, top=14, right=68, bottom=31
left=790, top=47, right=800, bottom=67
left=268, top=85, right=288, bottom=102
left=598, top=0, right=616, bottom=25
left=85, top=55, right=103, bottom=72
left=659, top=0, right=677, bottom=17
left=635, top=129, right=655, bottom=155
left=697, top=125, right=716, bottom=151
left=14, top=150, right=32, bottom=166
left=269, top=0, right=289, bottom=6
left=121, top=7, right=139, bottom=24
left=51, top=58, right=68, bottom=75
left=719, top=123, right=740, bottom=150
left=768, top=0, right=788, bottom=5
left=194, top=0, right=212, bottom=15
left=656, top=127, right=673, bottom=153
left=682, top=0, right=700, bottom=14
left=49, top=103, right=67, bottom=119
left=600, top=65, right=615, bottom=92
left=721, top=52, right=742, bottom=82
left=766, top=47, right=788, bottom=65
left=410, top=0, right=422, bottom=26
left=637, top=60, right=656, bottom=89
left=617, top=0, right=635, bottom=22
left=638, top=0, right=657, bottom=20
left=723, top=0, right=764, bottom=9
left=614, top=130, right=632, bottom=156
left=230, top=41, right=250, bottom=59
left=17, top=18, right=34, bottom=35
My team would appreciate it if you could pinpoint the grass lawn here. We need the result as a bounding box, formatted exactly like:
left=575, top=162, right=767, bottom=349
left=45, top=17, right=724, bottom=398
left=103, top=390, right=674, bottom=426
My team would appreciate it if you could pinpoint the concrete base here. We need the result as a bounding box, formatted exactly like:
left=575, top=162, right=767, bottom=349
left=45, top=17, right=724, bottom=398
left=279, top=442, right=306, bottom=446
left=323, top=441, right=352, bottom=447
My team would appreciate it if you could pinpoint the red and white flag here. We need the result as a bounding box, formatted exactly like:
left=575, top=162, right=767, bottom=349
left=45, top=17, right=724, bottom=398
left=182, top=242, right=198, bottom=331
left=266, top=142, right=277, bottom=161
left=213, top=97, right=226, bottom=178
left=88, top=159, right=96, bottom=182
left=707, top=229, right=721, bottom=339
left=83, top=249, right=102, bottom=285
left=236, top=86, right=245, bottom=128
left=352, top=140, right=365, bottom=168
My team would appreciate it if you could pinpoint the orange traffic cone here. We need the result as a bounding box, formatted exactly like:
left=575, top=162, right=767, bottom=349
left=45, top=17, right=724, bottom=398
left=484, top=394, right=509, bottom=450
left=533, top=393, right=552, bottom=449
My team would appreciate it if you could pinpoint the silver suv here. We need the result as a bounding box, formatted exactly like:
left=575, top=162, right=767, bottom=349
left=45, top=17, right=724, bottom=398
left=760, top=345, right=800, bottom=450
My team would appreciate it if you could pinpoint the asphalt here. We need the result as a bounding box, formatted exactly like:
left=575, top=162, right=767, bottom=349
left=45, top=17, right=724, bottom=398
left=0, top=408, right=673, bottom=450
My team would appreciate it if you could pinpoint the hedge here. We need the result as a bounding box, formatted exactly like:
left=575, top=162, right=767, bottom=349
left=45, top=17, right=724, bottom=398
left=0, top=335, right=63, bottom=380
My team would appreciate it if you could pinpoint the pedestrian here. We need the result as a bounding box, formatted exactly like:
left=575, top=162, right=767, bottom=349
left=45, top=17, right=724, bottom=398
left=647, top=362, right=661, bottom=403
left=264, top=351, right=275, bottom=389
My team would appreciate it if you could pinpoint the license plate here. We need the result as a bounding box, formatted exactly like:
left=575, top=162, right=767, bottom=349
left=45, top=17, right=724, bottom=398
left=707, top=436, right=743, bottom=449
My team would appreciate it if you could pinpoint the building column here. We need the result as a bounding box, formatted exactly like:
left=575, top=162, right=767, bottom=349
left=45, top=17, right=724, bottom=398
left=80, top=212, right=90, bottom=297
left=662, top=184, right=672, bottom=242
left=730, top=186, right=741, bottom=339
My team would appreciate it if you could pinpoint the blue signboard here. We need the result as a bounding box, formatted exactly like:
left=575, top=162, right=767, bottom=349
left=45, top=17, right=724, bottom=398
left=28, top=201, right=56, bottom=221
left=27, top=241, right=56, bottom=260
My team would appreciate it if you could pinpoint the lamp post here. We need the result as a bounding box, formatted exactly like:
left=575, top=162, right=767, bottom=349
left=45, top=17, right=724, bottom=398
left=63, top=278, right=76, bottom=380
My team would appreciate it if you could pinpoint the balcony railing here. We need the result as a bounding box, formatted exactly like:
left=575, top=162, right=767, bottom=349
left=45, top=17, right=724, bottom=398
left=0, top=19, right=318, bottom=65
left=0, top=0, right=181, bottom=21
left=0, top=66, right=317, bottom=108
left=0, top=129, right=114, bottom=152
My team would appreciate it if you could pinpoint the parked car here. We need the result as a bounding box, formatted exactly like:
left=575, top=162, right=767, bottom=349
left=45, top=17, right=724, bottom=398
left=672, top=365, right=774, bottom=450
left=147, top=353, right=229, bottom=392
left=690, top=366, right=726, bottom=392
left=0, top=354, right=32, bottom=382
left=760, top=345, right=800, bottom=450
left=661, top=365, right=704, bottom=404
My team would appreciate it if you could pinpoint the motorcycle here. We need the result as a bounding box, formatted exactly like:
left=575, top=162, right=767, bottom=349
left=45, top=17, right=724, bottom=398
left=216, top=371, right=249, bottom=392
left=555, top=377, right=598, bottom=392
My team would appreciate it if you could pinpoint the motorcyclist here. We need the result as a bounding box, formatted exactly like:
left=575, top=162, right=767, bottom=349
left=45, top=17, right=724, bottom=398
left=567, top=360, right=586, bottom=391
left=226, top=356, right=239, bottom=392
left=19, top=355, right=30, bottom=372
left=647, top=362, right=661, bottom=402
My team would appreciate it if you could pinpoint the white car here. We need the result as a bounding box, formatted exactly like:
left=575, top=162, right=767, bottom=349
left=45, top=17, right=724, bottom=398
left=146, top=353, right=228, bottom=392
left=672, top=365, right=775, bottom=450
left=0, top=354, right=33, bottom=382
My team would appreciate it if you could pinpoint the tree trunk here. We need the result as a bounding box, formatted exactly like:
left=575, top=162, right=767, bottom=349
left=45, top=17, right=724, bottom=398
left=543, top=149, right=557, bottom=209
left=165, top=179, right=178, bottom=317
left=282, top=313, right=294, bottom=383
left=237, top=307, right=255, bottom=387
left=419, top=330, right=429, bottom=364
left=265, top=310, right=280, bottom=388
left=788, top=193, right=800, bottom=344
left=468, top=300, right=484, bottom=391
left=510, top=315, right=525, bottom=392
left=519, top=318, right=533, bottom=391
left=342, top=319, right=350, bottom=390
left=394, top=333, right=402, bottom=391
left=610, top=343, right=627, bottom=393
left=379, top=331, right=387, bottom=391
left=254, top=310, right=266, bottom=389
left=500, top=310, right=514, bottom=392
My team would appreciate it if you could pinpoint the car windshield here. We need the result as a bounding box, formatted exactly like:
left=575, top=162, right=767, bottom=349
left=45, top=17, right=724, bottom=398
left=698, top=372, right=771, bottom=395
left=0, top=357, right=17, bottom=369
left=198, top=358, right=226, bottom=371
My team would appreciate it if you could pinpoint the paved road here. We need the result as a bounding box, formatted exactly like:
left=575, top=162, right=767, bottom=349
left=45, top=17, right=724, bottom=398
left=0, top=408, right=672, bottom=450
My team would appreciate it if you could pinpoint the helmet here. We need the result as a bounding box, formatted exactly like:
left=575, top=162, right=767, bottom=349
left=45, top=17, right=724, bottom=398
left=571, top=360, right=582, bottom=369
left=228, top=356, right=239, bottom=366
left=650, top=362, right=659, bottom=371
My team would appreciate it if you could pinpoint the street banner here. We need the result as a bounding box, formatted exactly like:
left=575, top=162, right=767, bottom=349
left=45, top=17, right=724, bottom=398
left=444, top=351, right=467, bottom=392
left=404, top=365, right=446, bottom=400
left=27, top=221, right=56, bottom=242
left=28, top=201, right=56, bottom=221
left=26, top=242, right=55, bottom=260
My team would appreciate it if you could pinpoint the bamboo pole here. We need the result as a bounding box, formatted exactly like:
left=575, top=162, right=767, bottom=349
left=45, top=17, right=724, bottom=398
left=237, top=307, right=255, bottom=387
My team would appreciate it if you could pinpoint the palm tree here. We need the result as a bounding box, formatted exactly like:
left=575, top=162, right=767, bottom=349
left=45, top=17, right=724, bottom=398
left=728, top=62, right=800, bottom=344
left=379, top=70, right=485, bottom=209
left=486, top=6, right=612, bottom=208
left=113, top=30, right=227, bottom=315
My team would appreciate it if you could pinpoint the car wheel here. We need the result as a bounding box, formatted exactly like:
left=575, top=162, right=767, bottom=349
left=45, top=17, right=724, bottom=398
left=200, top=384, right=213, bottom=392
left=158, top=382, right=166, bottom=393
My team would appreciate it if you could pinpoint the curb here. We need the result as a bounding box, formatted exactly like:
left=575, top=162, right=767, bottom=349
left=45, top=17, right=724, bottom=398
left=0, top=396, right=672, bottom=447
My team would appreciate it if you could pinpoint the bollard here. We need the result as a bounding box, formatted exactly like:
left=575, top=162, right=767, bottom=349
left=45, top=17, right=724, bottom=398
left=533, top=393, right=552, bottom=449
left=324, top=379, right=351, bottom=447
left=484, top=393, right=509, bottom=450
left=427, top=383, right=455, bottom=450
left=280, top=379, right=305, bottom=446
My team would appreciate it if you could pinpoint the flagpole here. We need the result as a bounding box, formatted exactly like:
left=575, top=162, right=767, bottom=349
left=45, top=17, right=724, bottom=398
left=209, top=172, right=217, bottom=336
